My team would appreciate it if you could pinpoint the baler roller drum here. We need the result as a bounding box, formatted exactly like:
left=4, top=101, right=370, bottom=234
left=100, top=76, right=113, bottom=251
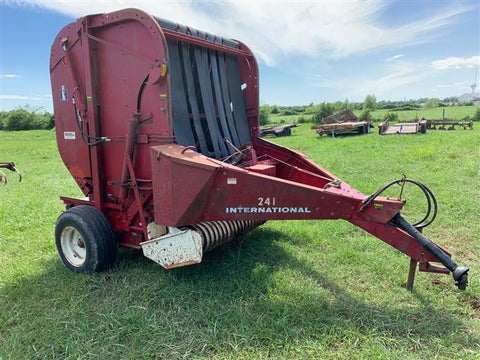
left=188, top=220, right=265, bottom=252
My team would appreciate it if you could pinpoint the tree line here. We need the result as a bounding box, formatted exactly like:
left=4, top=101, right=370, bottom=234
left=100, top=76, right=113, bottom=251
left=260, top=95, right=479, bottom=125
left=0, top=106, right=54, bottom=131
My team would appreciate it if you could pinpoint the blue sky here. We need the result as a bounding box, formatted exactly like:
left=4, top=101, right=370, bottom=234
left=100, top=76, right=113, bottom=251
left=1, top=0, right=479, bottom=112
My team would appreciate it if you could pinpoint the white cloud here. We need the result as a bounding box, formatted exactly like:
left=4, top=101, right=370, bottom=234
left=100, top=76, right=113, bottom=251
left=4, top=0, right=472, bottom=66
left=436, top=81, right=470, bottom=89
left=0, top=95, right=41, bottom=100
left=318, top=63, right=428, bottom=98
left=386, top=54, right=404, bottom=62
left=432, top=56, right=480, bottom=70
left=1, top=74, right=21, bottom=78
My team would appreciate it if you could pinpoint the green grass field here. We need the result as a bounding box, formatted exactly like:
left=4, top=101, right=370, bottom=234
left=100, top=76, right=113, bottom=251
left=364, top=105, right=479, bottom=122
left=1, top=124, right=479, bottom=359
left=269, top=104, right=480, bottom=125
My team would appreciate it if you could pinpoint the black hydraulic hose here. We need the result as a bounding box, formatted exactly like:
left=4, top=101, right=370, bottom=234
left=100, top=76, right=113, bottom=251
left=72, top=99, right=108, bottom=146
left=136, top=75, right=149, bottom=113
left=391, top=213, right=469, bottom=290
left=360, top=178, right=437, bottom=229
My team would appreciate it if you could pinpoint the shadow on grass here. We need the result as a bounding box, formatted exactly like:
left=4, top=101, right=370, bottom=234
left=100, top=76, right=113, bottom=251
left=1, top=226, right=477, bottom=358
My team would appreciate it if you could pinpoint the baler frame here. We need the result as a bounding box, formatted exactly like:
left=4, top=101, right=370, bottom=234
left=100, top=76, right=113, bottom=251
left=50, top=8, right=468, bottom=290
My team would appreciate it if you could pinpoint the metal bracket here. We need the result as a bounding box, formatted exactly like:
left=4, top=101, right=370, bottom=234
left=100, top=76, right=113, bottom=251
left=140, top=227, right=203, bottom=269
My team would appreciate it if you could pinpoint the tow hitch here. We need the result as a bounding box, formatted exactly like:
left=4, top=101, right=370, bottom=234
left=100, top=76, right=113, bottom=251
left=392, top=213, right=469, bottom=290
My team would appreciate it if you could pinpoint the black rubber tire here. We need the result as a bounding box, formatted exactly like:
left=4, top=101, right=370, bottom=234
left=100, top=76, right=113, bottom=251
left=55, top=205, right=117, bottom=273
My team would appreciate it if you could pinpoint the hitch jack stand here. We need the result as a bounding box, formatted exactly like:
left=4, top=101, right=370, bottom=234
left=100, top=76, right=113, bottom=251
left=393, top=213, right=469, bottom=290
left=406, top=258, right=418, bottom=291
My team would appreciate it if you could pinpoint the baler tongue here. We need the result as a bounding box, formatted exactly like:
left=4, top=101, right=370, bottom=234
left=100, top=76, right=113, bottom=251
left=391, top=213, right=469, bottom=290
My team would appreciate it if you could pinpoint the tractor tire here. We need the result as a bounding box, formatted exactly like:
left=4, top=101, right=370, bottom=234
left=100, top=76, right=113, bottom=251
left=55, top=205, right=117, bottom=273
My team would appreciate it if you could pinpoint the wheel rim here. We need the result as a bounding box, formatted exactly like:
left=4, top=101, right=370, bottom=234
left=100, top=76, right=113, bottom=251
left=60, top=226, right=86, bottom=267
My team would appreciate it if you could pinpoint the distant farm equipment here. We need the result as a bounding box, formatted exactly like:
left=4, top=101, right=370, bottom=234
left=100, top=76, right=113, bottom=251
left=312, top=121, right=371, bottom=137
left=311, top=109, right=371, bottom=137
left=425, top=118, right=473, bottom=130
left=0, top=162, right=22, bottom=185
left=378, top=117, right=427, bottom=135
left=259, top=124, right=299, bottom=137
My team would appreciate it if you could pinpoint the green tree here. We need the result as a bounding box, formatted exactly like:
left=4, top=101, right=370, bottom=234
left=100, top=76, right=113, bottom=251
left=424, top=98, right=439, bottom=109
left=332, top=101, right=344, bottom=112
left=5, top=108, right=35, bottom=131
left=312, top=102, right=335, bottom=124
left=0, top=111, right=6, bottom=130
left=259, top=105, right=270, bottom=125
left=1, top=106, right=54, bottom=131
left=384, top=112, right=399, bottom=123
left=359, top=109, right=373, bottom=122
left=473, top=108, right=480, bottom=122
left=362, top=94, right=377, bottom=111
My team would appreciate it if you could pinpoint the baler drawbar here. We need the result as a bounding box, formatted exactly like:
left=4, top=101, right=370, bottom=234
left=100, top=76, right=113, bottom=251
left=49, top=8, right=468, bottom=290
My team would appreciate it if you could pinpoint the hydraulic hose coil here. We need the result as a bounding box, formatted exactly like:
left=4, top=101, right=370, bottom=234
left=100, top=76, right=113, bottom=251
left=360, top=177, right=438, bottom=229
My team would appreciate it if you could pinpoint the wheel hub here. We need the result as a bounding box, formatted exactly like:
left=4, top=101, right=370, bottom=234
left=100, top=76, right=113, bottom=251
left=61, top=226, right=86, bottom=267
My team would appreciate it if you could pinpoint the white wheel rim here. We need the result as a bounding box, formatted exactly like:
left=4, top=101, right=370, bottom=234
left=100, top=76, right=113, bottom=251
left=60, top=226, right=86, bottom=267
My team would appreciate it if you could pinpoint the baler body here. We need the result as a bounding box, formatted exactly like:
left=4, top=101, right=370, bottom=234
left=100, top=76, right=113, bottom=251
left=50, top=9, right=467, bottom=288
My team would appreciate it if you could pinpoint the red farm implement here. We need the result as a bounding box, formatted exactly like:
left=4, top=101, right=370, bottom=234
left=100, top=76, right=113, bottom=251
left=49, top=9, right=468, bottom=290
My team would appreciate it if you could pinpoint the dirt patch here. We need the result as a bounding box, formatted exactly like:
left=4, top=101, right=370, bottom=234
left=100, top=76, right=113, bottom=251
left=430, top=277, right=448, bottom=286
left=465, top=296, right=480, bottom=311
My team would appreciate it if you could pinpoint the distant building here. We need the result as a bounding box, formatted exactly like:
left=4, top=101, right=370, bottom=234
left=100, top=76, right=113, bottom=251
left=457, top=93, right=480, bottom=104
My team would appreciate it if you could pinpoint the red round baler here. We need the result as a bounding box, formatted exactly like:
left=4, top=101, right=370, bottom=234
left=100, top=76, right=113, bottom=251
left=50, top=8, right=468, bottom=290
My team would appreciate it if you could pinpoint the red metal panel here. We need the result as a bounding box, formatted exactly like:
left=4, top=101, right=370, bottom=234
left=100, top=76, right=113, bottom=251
left=50, top=9, right=171, bottom=232
left=50, top=24, right=92, bottom=194
left=151, top=145, right=220, bottom=226
left=150, top=144, right=404, bottom=226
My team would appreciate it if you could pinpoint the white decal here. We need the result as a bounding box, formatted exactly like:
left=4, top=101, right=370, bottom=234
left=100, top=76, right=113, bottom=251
left=227, top=178, right=237, bottom=185
left=258, top=197, right=276, bottom=206
left=64, top=131, right=76, bottom=140
left=60, top=85, right=68, bottom=101
left=226, top=207, right=311, bottom=214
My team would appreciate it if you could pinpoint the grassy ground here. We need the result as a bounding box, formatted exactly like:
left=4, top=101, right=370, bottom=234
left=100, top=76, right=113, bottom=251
left=0, top=125, right=479, bottom=359
left=363, top=105, right=479, bottom=122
